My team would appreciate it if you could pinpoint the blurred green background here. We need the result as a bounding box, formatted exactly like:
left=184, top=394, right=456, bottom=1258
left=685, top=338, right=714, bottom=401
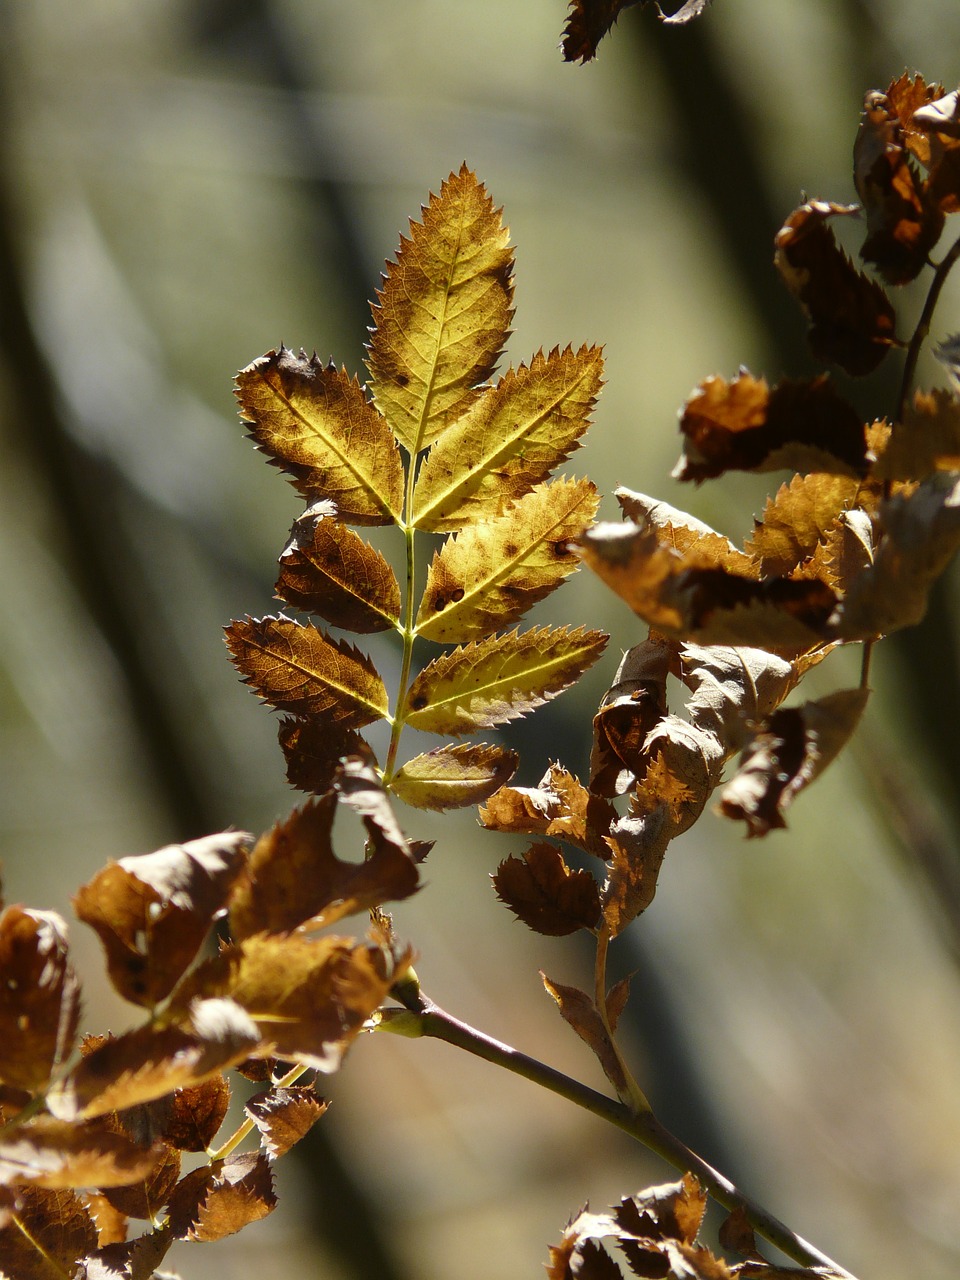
left=2, top=1, right=960, bottom=1276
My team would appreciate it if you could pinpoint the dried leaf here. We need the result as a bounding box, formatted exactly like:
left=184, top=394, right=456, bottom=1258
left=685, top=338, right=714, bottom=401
left=275, top=505, right=401, bottom=633
left=541, top=975, right=626, bottom=1094
left=366, top=165, right=514, bottom=455
left=0, top=1187, right=97, bottom=1280
left=774, top=200, right=897, bottom=375
left=493, top=843, right=601, bottom=936
left=0, top=1117, right=163, bottom=1191
left=230, top=788, right=418, bottom=939
left=412, top=345, right=604, bottom=531
left=236, top=348, right=402, bottom=523
left=167, top=1150, right=276, bottom=1243
left=83, top=1193, right=127, bottom=1247
left=245, top=1085, right=328, bottom=1159
left=719, top=688, right=869, bottom=836
left=389, top=743, right=519, bottom=810
left=403, top=625, right=607, bottom=734
left=673, top=372, right=868, bottom=482
left=591, top=636, right=672, bottom=797
left=99, top=1144, right=181, bottom=1220
left=887, top=72, right=945, bottom=166
left=678, top=643, right=802, bottom=746
left=616, top=489, right=757, bottom=576
left=0, top=908, right=79, bottom=1091
left=49, top=999, right=261, bottom=1121
left=873, top=387, right=960, bottom=481
left=161, top=1076, right=231, bottom=1153
left=416, top=477, right=598, bottom=642
left=561, top=0, right=711, bottom=62
left=277, top=717, right=372, bottom=795
left=718, top=1206, right=761, bottom=1260
left=744, top=473, right=863, bottom=576
left=614, top=1173, right=706, bottom=1247
left=601, top=805, right=673, bottom=936
left=479, top=763, right=616, bottom=859
left=225, top=615, right=388, bottom=726
left=74, top=833, right=249, bottom=1008
left=854, top=89, right=944, bottom=284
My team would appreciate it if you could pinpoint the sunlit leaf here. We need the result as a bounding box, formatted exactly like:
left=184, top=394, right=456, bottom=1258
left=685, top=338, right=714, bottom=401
left=673, top=371, right=868, bottom=482
left=744, top=473, right=864, bottom=576
left=162, top=1075, right=231, bottom=1153
left=225, top=615, right=388, bottom=726
left=236, top=348, right=403, bottom=523
left=390, top=743, right=519, bottom=810
left=245, top=1085, right=328, bottom=1160
left=0, top=1117, right=163, bottom=1191
left=873, top=387, right=960, bottom=481
left=541, top=974, right=626, bottom=1094
left=366, top=165, right=514, bottom=455
left=277, top=717, right=372, bottom=796
left=402, top=625, right=607, bottom=734
left=99, top=1144, right=181, bottom=1220
left=412, top=345, right=604, bottom=531
left=479, top=762, right=616, bottom=859
left=275, top=504, right=401, bottom=633
left=494, top=844, right=600, bottom=936
left=774, top=200, right=897, bottom=375
left=886, top=71, right=945, bottom=166
left=74, top=832, right=249, bottom=1008
left=590, top=636, right=673, bottom=797
left=601, top=804, right=673, bottom=936
left=416, top=478, right=598, bottom=641
left=0, top=908, right=79, bottom=1092
left=167, top=1150, right=276, bottom=1243
left=0, top=1187, right=97, bottom=1280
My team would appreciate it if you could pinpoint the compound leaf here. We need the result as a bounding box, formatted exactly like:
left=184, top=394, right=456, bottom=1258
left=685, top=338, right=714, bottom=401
left=402, top=625, right=607, bottom=735
left=236, top=348, right=402, bottom=524
left=416, top=477, right=598, bottom=641
left=366, top=165, right=514, bottom=455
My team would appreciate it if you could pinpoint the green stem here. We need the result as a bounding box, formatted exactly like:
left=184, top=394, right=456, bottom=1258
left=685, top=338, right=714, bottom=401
left=896, top=230, right=960, bottom=425
left=209, top=1061, right=310, bottom=1161
left=378, top=998, right=858, bottom=1279
left=383, top=452, right=420, bottom=781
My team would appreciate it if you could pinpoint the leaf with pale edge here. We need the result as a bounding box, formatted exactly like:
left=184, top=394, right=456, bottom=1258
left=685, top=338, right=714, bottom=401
left=873, top=387, right=960, bottom=481
left=403, top=625, right=607, bottom=734
left=493, top=843, right=600, bottom=936
left=167, top=1150, right=276, bottom=1243
left=390, top=743, right=519, bottom=811
left=616, top=488, right=757, bottom=576
left=245, top=1085, right=328, bottom=1159
left=744, top=473, right=863, bottom=576
left=366, top=165, right=514, bottom=455
left=225, top=615, right=388, bottom=726
left=480, top=762, right=616, bottom=859
left=412, top=345, right=603, bottom=531
left=74, top=832, right=249, bottom=1008
left=541, top=974, right=626, bottom=1094
left=590, top=635, right=673, bottom=796
left=0, top=1117, right=164, bottom=1191
left=0, top=1187, right=98, bottom=1280
left=0, top=908, right=79, bottom=1091
left=416, top=477, right=598, bottom=641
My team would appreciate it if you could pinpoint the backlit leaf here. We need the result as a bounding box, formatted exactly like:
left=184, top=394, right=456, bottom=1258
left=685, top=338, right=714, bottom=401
left=615, top=489, right=756, bottom=575
left=887, top=71, right=944, bottom=167
left=412, top=345, right=604, bottom=531
left=366, top=165, right=514, bottom=455
left=0, top=908, right=79, bottom=1091
left=541, top=975, right=626, bottom=1094
left=389, top=743, right=519, bottom=811
left=479, top=763, right=616, bottom=859
left=402, top=625, right=607, bottom=735
left=719, top=688, right=869, bottom=836
left=494, top=844, right=600, bottom=936
left=0, top=1117, right=163, bottom=1191
left=277, top=717, right=372, bottom=795
left=98, top=1143, right=181, bottom=1219
left=416, top=478, right=598, bottom=641
left=744, top=473, right=863, bottom=576
left=167, top=1150, right=276, bottom=1243
left=225, top=615, right=388, bottom=726
left=275, top=505, right=401, bottom=633
left=0, top=1187, right=97, bottom=1280
left=673, top=371, right=869, bottom=482
left=854, top=89, right=944, bottom=284
left=873, top=387, right=960, bottom=481
left=774, top=200, right=897, bottom=375
left=245, top=1085, right=328, bottom=1159
left=236, top=348, right=403, bottom=523
left=73, top=832, right=249, bottom=1008
left=162, top=1075, right=231, bottom=1152
left=601, top=804, right=673, bottom=936
left=591, top=636, right=673, bottom=797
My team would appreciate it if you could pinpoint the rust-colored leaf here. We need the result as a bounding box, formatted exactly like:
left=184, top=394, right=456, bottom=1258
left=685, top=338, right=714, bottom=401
left=412, top=345, right=604, bottom=532
left=275, top=504, right=401, bottom=633
left=0, top=1187, right=97, bottom=1280
left=73, top=832, right=249, bottom=1008
left=389, top=743, right=519, bottom=811
left=277, top=717, right=372, bottom=796
left=225, top=615, right=388, bottom=726
left=0, top=908, right=79, bottom=1092
left=167, top=1150, right=276, bottom=1243
left=616, top=489, right=757, bottom=576
left=719, top=688, right=870, bottom=836
left=601, top=805, right=673, bottom=936
left=403, top=625, right=607, bottom=735
left=541, top=975, right=626, bottom=1095
left=0, top=1117, right=164, bottom=1191
left=416, top=477, right=598, bottom=642
left=479, top=763, right=616, bottom=860
left=494, top=843, right=601, bottom=936
left=161, top=1075, right=231, bottom=1152
left=744, top=473, right=863, bottom=577
left=99, top=1144, right=181, bottom=1220
left=674, top=371, right=869, bottom=482
left=887, top=72, right=944, bottom=167
left=230, top=788, right=418, bottom=940
left=236, top=348, right=403, bottom=523
left=366, top=166, right=514, bottom=456
left=873, top=387, right=960, bottom=482
left=591, top=636, right=672, bottom=797
left=854, top=89, right=944, bottom=284
left=245, top=1085, right=328, bottom=1159
left=774, top=200, right=897, bottom=375
left=916, top=87, right=960, bottom=214
left=561, top=0, right=711, bottom=61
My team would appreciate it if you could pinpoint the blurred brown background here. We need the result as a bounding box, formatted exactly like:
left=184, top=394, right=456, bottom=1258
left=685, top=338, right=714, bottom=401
left=2, top=2, right=960, bottom=1276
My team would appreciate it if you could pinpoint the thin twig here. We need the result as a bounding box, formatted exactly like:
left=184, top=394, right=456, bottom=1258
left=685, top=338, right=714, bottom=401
left=896, top=232, right=960, bottom=425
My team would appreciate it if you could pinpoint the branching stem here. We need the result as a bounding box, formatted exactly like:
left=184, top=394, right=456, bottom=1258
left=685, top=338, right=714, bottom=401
left=209, top=1061, right=310, bottom=1162
left=594, top=924, right=652, bottom=1113
left=896, top=231, right=960, bottom=425
left=378, top=996, right=858, bottom=1279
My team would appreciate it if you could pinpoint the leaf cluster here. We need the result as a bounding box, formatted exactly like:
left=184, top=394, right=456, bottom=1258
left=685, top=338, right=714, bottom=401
left=0, top=762, right=420, bottom=1278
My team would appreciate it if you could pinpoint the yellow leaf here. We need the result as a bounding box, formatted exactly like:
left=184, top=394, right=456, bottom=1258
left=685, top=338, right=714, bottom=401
left=412, top=345, right=604, bottom=531
left=744, top=473, right=863, bottom=576
left=366, top=165, right=514, bottom=455
left=403, top=625, right=607, bottom=735
left=225, top=615, right=388, bottom=727
left=389, top=743, right=519, bottom=810
left=616, top=488, right=757, bottom=576
left=416, top=477, right=599, bottom=642
left=873, top=387, right=960, bottom=481
left=235, top=348, right=403, bottom=525
left=276, top=505, right=401, bottom=633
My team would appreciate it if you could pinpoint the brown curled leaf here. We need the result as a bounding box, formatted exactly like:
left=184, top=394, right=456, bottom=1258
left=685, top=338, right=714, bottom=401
left=493, top=843, right=601, bottom=936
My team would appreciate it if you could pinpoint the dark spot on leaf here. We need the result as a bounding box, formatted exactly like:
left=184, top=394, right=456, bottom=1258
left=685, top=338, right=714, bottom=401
left=396, top=373, right=410, bottom=386
left=410, top=695, right=429, bottom=711
left=451, top=588, right=465, bottom=602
